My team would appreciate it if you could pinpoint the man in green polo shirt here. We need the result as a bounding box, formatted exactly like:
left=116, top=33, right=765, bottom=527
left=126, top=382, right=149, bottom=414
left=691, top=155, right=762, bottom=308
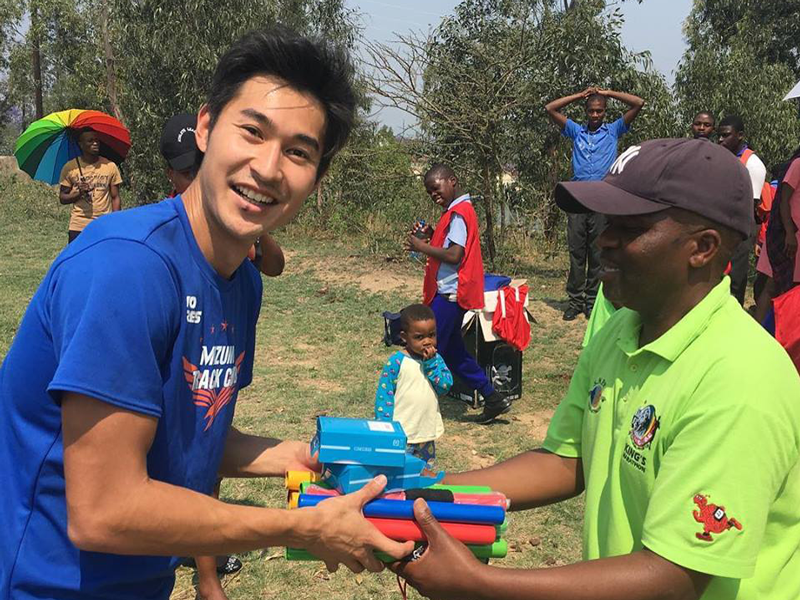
left=391, top=139, right=800, bottom=600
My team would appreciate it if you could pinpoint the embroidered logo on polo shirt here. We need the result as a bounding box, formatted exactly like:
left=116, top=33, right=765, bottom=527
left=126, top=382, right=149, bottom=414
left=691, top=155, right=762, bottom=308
left=692, top=494, right=743, bottom=542
left=630, top=404, right=660, bottom=449
left=588, top=379, right=606, bottom=412
left=609, top=145, right=641, bottom=175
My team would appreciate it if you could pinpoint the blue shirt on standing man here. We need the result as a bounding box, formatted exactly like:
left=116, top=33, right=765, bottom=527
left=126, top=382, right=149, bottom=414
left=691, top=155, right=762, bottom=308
left=562, top=117, right=629, bottom=181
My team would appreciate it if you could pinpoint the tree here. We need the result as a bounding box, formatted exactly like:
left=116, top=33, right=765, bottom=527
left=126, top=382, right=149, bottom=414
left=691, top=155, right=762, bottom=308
left=689, top=0, right=800, bottom=78
left=102, top=0, right=360, bottom=204
left=365, top=0, right=676, bottom=263
left=675, top=0, right=800, bottom=170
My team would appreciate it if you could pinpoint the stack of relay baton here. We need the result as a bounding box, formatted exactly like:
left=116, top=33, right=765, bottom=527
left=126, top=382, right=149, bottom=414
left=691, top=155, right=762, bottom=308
left=282, top=416, right=511, bottom=563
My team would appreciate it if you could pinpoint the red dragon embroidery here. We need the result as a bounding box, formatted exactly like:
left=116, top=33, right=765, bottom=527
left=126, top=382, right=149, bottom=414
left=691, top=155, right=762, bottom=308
left=692, top=494, right=742, bottom=542
left=183, top=352, right=245, bottom=431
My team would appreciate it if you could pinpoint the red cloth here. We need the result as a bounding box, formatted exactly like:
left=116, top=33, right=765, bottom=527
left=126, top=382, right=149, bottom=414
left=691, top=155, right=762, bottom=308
left=422, top=201, right=485, bottom=310
left=773, top=285, right=800, bottom=374
left=491, top=285, right=531, bottom=351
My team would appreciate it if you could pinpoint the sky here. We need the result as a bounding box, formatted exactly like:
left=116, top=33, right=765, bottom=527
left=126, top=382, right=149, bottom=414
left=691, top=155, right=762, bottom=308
left=345, top=0, right=694, bottom=131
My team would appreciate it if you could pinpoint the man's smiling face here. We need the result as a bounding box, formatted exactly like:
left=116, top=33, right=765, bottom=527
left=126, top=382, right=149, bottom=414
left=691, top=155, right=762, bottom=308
left=194, top=75, right=326, bottom=243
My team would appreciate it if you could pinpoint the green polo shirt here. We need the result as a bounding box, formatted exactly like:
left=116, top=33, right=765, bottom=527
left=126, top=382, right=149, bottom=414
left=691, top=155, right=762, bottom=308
left=544, top=278, right=800, bottom=599
left=582, top=283, right=621, bottom=348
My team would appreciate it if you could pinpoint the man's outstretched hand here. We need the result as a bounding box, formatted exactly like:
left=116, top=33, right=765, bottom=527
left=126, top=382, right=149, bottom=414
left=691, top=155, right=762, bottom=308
left=301, top=475, right=416, bottom=574
left=390, top=499, right=487, bottom=600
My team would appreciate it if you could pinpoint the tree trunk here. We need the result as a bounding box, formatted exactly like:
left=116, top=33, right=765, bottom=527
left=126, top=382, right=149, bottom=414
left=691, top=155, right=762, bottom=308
left=101, top=2, right=125, bottom=123
left=481, top=161, right=497, bottom=268
left=543, top=138, right=562, bottom=246
left=31, top=7, right=44, bottom=120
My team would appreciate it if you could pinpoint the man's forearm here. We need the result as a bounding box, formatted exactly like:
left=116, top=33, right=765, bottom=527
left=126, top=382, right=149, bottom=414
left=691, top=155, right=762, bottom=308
left=442, top=449, right=583, bottom=510
left=417, top=242, right=462, bottom=265
left=470, top=549, right=708, bottom=600
left=218, top=427, right=287, bottom=477
left=604, top=90, right=645, bottom=107
left=71, top=474, right=312, bottom=556
left=779, top=186, right=797, bottom=234
left=59, top=188, right=81, bottom=204
left=545, top=92, right=585, bottom=113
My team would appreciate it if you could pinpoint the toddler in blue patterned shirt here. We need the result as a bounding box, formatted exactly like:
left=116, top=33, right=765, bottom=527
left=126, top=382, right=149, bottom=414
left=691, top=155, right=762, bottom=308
left=374, top=303, right=453, bottom=466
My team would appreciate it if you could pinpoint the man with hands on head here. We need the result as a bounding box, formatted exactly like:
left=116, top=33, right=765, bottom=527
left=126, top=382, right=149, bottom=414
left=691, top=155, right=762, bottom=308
left=546, top=86, right=644, bottom=322
left=0, top=28, right=413, bottom=600
left=392, top=139, right=800, bottom=600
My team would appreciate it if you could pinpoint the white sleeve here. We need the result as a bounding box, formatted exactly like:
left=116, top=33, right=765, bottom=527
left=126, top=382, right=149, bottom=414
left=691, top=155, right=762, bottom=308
left=745, top=154, right=767, bottom=199
left=444, top=214, right=467, bottom=248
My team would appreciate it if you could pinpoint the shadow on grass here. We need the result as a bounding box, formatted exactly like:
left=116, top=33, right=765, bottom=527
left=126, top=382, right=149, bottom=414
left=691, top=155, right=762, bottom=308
left=441, top=397, right=513, bottom=427
left=539, top=297, right=571, bottom=312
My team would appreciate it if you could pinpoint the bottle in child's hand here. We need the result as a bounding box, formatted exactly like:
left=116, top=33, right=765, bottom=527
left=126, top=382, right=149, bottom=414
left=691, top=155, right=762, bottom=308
left=409, top=220, right=426, bottom=261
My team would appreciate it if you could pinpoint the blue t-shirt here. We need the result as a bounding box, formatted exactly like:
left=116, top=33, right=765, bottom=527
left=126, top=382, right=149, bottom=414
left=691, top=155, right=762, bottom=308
left=562, top=117, right=629, bottom=181
left=0, top=196, right=262, bottom=600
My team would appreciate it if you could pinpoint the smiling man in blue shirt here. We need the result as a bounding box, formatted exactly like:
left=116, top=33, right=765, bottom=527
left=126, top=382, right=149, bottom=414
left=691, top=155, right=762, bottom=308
left=546, top=86, right=645, bottom=321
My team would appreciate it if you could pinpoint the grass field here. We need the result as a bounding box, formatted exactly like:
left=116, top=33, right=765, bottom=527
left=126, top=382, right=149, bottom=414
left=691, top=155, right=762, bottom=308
left=0, top=171, right=587, bottom=600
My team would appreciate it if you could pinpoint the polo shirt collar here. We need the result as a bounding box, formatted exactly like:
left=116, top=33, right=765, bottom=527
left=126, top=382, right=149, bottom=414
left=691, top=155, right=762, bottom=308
left=736, top=144, right=749, bottom=158
left=581, top=122, right=608, bottom=134
left=449, top=193, right=471, bottom=208
left=616, top=278, right=733, bottom=362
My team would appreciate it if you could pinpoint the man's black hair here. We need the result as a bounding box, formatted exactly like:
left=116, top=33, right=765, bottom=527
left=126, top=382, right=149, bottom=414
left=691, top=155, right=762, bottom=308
left=203, top=27, right=356, bottom=179
left=424, top=163, right=456, bottom=182
left=693, top=110, right=715, bottom=124
left=586, top=93, right=607, bottom=107
left=400, top=303, right=435, bottom=332
left=719, top=115, right=744, bottom=133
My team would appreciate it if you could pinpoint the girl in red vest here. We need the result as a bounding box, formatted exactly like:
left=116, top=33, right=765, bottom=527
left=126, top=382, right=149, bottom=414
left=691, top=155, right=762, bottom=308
left=406, top=164, right=512, bottom=423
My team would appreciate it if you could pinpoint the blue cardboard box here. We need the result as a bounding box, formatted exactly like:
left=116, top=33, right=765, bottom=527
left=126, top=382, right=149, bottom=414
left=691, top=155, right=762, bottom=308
left=311, top=417, right=407, bottom=467
left=323, top=454, right=445, bottom=494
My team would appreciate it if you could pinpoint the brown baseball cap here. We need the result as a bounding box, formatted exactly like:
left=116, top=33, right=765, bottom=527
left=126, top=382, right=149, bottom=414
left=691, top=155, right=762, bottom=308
left=554, top=138, right=753, bottom=238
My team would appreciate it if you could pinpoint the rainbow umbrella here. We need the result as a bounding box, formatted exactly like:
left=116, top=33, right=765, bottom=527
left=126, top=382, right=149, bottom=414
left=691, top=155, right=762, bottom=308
left=14, top=109, right=131, bottom=185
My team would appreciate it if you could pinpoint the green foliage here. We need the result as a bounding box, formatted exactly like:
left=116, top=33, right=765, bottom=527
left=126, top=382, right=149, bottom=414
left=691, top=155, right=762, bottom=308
left=0, top=0, right=109, bottom=149
left=109, top=0, right=360, bottom=204
left=675, top=0, right=800, bottom=170
left=294, top=123, right=431, bottom=256
left=690, top=0, right=800, bottom=78
left=367, top=0, right=677, bottom=259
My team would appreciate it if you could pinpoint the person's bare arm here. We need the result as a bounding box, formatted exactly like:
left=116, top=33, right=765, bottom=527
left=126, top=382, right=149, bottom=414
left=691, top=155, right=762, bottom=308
left=406, top=233, right=465, bottom=265
left=62, top=393, right=413, bottom=570
left=59, top=183, right=85, bottom=205
left=110, top=184, right=122, bottom=212
left=598, top=89, right=646, bottom=125
left=545, top=88, right=596, bottom=129
left=779, top=183, right=797, bottom=257
left=392, top=500, right=710, bottom=600
left=195, top=554, right=228, bottom=600
left=442, top=449, right=583, bottom=510
left=218, top=426, right=315, bottom=478
left=256, top=233, right=285, bottom=277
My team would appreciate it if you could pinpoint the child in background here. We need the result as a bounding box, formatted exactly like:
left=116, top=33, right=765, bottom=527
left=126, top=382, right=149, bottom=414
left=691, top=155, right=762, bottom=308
left=374, top=304, right=453, bottom=466
left=407, top=163, right=512, bottom=423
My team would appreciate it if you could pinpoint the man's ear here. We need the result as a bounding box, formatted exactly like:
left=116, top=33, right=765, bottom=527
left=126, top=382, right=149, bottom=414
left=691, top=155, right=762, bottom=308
left=689, top=229, right=722, bottom=269
left=195, top=105, right=211, bottom=154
